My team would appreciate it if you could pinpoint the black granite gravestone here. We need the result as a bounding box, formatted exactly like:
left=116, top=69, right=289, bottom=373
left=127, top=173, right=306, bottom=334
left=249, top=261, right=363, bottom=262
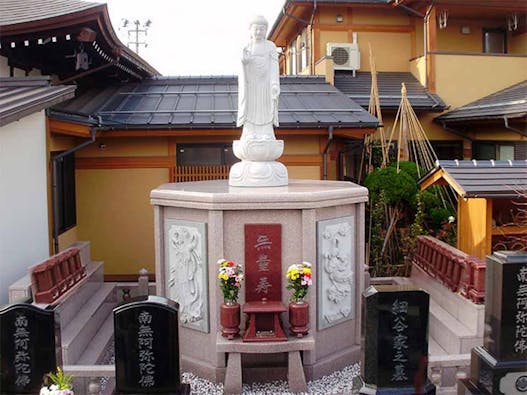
left=114, top=295, right=190, bottom=394
left=360, top=285, right=435, bottom=394
left=0, top=303, right=59, bottom=394
left=458, top=251, right=527, bottom=395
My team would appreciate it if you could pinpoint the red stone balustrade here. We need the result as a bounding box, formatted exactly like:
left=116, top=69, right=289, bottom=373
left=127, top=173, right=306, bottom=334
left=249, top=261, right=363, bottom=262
left=31, top=247, right=87, bottom=303
left=413, top=236, right=485, bottom=304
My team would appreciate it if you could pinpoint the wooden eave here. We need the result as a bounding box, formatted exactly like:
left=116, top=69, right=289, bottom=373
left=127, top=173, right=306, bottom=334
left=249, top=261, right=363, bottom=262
left=393, top=0, right=527, bottom=19
left=269, top=3, right=314, bottom=47
left=420, top=168, right=465, bottom=197
left=0, top=4, right=159, bottom=79
left=49, top=119, right=373, bottom=139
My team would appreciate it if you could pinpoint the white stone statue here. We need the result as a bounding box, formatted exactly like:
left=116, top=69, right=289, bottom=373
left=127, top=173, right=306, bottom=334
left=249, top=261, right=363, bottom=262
left=237, top=15, right=280, bottom=141
left=229, top=15, right=288, bottom=187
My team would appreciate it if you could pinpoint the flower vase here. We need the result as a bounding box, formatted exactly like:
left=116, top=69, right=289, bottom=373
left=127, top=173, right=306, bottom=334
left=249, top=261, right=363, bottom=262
left=289, top=301, right=309, bottom=338
left=220, top=301, right=240, bottom=340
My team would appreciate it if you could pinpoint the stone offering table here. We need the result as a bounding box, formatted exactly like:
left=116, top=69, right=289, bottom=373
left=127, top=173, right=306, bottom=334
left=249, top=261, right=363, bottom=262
left=151, top=179, right=367, bottom=384
left=217, top=333, right=315, bottom=394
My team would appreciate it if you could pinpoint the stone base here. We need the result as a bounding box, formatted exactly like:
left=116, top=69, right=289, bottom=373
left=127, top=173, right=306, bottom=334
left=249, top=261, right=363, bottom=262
left=359, top=381, right=436, bottom=394
left=466, top=346, right=527, bottom=395
left=115, top=383, right=191, bottom=394
left=228, top=160, right=288, bottom=187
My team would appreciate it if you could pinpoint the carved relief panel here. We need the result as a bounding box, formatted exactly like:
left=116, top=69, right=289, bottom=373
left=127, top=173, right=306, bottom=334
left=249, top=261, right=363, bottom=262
left=165, top=220, right=209, bottom=333
left=317, top=216, right=355, bottom=330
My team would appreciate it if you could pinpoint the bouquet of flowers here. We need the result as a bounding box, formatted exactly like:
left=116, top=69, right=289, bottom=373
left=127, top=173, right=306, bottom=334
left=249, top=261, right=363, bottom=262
left=217, top=259, right=244, bottom=303
left=40, top=367, right=74, bottom=395
left=286, top=262, right=312, bottom=303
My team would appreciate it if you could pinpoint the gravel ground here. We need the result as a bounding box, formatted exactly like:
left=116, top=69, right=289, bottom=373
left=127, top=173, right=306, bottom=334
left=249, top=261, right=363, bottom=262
left=182, top=363, right=362, bottom=395
left=98, top=338, right=363, bottom=394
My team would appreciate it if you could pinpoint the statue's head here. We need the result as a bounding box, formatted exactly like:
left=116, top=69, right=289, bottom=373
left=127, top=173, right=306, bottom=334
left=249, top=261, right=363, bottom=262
left=249, top=15, right=268, bottom=41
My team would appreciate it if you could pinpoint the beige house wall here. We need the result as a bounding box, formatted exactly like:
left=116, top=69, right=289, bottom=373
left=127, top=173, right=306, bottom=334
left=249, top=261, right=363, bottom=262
left=76, top=168, right=169, bottom=275
left=434, top=54, right=527, bottom=107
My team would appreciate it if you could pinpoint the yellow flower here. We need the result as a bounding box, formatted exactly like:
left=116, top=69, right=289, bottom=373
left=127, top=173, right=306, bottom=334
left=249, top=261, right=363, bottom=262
left=303, top=267, right=311, bottom=275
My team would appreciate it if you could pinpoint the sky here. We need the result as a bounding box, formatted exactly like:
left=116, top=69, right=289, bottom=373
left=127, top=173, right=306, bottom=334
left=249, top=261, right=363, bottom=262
left=94, top=0, right=285, bottom=76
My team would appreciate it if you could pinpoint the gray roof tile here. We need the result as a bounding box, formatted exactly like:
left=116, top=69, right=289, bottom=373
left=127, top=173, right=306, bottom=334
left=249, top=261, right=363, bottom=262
left=50, top=75, right=379, bottom=130
left=421, top=160, right=527, bottom=198
left=435, top=81, right=527, bottom=123
left=0, top=77, right=76, bottom=126
left=0, top=0, right=101, bottom=26
left=334, top=71, right=447, bottom=111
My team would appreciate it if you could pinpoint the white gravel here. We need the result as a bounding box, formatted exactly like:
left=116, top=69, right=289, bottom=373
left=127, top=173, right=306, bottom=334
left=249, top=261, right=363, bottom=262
left=182, top=363, right=361, bottom=395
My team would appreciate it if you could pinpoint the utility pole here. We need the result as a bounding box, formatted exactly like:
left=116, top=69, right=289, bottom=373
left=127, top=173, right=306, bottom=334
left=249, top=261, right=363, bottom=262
left=121, top=19, right=152, bottom=55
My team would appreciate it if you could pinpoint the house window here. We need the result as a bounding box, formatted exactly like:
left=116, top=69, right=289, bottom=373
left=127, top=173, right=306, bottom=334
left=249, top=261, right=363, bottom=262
left=473, top=141, right=516, bottom=160
left=52, top=152, right=76, bottom=234
left=483, top=28, right=506, bottom=53
left=430, top=140, right=463, bottom=160
left=176, top=144, right=236, bottom=166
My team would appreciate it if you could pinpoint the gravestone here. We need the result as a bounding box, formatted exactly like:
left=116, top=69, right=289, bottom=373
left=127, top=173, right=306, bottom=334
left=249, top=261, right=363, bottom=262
left=0, top=303, right=59, bottom=394
left=114, top=295, right=190, bottom=394
left=360, top=285, right=435, bottom=394
left=458, top=251, right=527, bottom=395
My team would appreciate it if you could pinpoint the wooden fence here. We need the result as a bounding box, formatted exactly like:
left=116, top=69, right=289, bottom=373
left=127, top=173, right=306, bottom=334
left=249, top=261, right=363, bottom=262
left=174, top=165, right=230, bottom=182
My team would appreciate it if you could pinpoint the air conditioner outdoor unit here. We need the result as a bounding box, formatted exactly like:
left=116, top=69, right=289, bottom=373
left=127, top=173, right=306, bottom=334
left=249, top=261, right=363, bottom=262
left=326, top=42, right=360, bottom=71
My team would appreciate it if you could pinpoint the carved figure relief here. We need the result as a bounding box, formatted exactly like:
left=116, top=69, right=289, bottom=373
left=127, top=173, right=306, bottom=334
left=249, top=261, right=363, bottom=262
left=317, top=216, right=355, bottom=329
left=165, top=220, right=208, bottom=332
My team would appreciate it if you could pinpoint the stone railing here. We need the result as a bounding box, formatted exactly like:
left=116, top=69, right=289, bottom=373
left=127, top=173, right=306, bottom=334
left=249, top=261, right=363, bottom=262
left=428, top=354, right=471, bottom=395
left=413, top=236, right=485, bottom=304
left=30, top=247, right=86, bottom=303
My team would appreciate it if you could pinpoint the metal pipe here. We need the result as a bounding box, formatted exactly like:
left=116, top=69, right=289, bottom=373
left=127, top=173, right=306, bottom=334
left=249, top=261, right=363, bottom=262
left=504, top=116, right=527, bottom=137
left=52, top=127, right=97, bottom=253
left=322, top=126, right=334, bottom=180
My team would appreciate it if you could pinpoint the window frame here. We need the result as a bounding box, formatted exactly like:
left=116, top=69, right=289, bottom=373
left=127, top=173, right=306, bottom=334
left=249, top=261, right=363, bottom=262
left=482, top=28, right=507, bottom=54
left=52, top=151, right=77, bottom=235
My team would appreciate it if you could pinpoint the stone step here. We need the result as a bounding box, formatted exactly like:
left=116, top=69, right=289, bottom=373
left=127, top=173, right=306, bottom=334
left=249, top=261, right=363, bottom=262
left=77, top=311, right=114, bottom=365
left=62, top=284, right=116, bottom=364
left=411, top=264, right=485, bottom=336
left=428, top=337, right=447, bottom=357
left=429, top=299, right=481, bottom=354
left=55, top=261, right=105, bottom=328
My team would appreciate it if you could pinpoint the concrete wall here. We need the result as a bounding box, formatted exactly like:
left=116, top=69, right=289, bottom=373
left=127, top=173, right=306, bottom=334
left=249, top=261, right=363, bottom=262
left=0, top=112, right=50, bottom=304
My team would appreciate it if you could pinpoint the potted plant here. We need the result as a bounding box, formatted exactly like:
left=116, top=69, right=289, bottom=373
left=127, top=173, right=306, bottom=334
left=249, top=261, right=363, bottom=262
left=218, top=258, right=244, bottom=339
left=286, top=262, right=312, bottom=337
left=40, top=367, right=74, bottom=395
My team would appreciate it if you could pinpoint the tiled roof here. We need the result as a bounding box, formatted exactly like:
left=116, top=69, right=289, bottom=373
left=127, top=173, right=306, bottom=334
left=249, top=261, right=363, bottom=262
left=0, top=77, right=76, bottom=127
left=0, top=0, right=101, bottom=26
left=435, top=81, right=527, bottom=123
left=334, top=71, right=447, bottom=111
left=420, top=160, right=527, bottom=198
left=50, top=75, right=380, bottom=130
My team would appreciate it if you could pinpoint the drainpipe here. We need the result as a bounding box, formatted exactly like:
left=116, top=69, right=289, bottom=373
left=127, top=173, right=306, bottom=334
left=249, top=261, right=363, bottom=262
left=52, top=126, right=97, bottom=254
left=322, top=126, right=334, bottom=180
left=504, top=116, right=527, bottom=137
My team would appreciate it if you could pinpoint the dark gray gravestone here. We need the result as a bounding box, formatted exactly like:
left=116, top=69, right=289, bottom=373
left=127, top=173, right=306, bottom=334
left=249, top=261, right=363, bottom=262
left=114, top=295, right=190, bottom=394
left=0, top=303, right=59, bottom=394
left=360, top=285, right=435, bottom=395
left=459, top=251, right=527, bottom=395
